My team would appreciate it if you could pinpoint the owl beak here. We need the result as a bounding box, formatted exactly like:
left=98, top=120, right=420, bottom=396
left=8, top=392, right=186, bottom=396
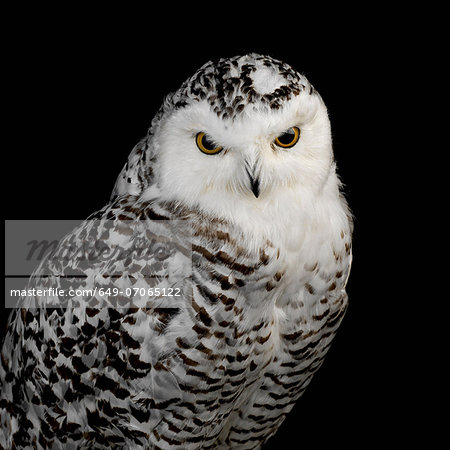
left=245, top=167, right=260, bottom=198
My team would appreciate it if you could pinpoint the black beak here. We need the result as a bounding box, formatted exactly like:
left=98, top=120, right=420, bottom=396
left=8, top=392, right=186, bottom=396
left=246, top=168, right=260, bottom=198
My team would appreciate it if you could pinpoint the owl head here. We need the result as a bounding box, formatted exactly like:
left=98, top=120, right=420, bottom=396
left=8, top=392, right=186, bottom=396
left=116, top=54, right=338, bottom=223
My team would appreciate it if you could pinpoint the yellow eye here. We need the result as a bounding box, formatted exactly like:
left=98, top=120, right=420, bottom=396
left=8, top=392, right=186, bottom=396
left=274, top=127, right=300, bottom=148
left=196, top=132, right=223, bottom=155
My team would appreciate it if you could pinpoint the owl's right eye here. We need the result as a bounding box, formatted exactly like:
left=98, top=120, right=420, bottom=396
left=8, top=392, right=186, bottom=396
left=196, top=132, right=223, bottom=155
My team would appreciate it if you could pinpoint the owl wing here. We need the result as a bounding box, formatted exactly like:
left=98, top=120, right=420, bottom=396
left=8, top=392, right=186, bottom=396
left=0, top=195, right=195, bottom=448
left=110, top=137, right=156, bottom=200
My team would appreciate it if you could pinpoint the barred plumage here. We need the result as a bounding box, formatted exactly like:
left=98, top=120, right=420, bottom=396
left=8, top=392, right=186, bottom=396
left=1, top=53, right=352, bottom=449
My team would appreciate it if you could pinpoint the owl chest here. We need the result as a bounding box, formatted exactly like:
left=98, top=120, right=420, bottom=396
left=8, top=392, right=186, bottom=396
left=230, top=225, right=350, bottom=367
left=186, top=206, right=350, bottom=375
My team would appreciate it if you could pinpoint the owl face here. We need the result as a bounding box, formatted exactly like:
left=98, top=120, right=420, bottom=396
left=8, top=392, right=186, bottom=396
left=151, top=54, right=334, bottom=216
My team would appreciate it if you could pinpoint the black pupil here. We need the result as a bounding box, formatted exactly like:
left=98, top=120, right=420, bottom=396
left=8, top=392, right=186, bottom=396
left=202, top=135, right=217, bottom=150
left=277, top=129, right=295, bottom=145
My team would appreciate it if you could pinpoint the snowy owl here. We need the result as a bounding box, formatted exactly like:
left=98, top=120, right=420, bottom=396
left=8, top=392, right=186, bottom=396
left=0, top=54, right=353, bottom=449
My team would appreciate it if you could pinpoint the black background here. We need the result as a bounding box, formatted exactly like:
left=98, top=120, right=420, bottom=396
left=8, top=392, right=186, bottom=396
left=2, top=14, right=428, bottom=449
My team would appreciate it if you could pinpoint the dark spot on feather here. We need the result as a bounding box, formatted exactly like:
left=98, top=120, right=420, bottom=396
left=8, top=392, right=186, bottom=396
left=114, top=387, right=130, bottom=399
left=72, top=356, right=89, bottom=373
left=57, top=364, right=74, bottom=380
left=274, top=271, right=284, bottom=282
left=219, top=294, right=235, bottom=307
left=95, top=374, right=120, bottom=392
left=252, top=322, right=264, bottom=331
left=87, top=409, right=110, bottom=429
left=192, top=323, right=211, bottom=338
left=42, top=385, right=59, bottom=407
left=282, top=330, right=303, bottom=341
left=259, top=249, right=269, bottom=265
left=49, top=371, right=59, bottom=384
left=176, top=337, right=191, bottom=349
left=130, top=405, right=150, bottom=423
left=121, top=331, right=140, bottom=349
left=313, top=309, right=330, bottom=321
left=196, top=282, right=220, bottom=303
left=82, top=341, right=97, bottom=355
left=128, top=353, right=152, bottom=371
left=106, top=330, right=120, bottom=343
left=105, top=355, right=127, bottom=375
left=236, top=352, right=249, bottom=362
left=197, top=307, right=212, bottom=326
left=108, top=308, right=123, bottom=322
left=81, top=321, right=96, bottom=336
left=5, top=372, right=13, bottom=383
left=257, top=332, right=271, bottom=344
left=179, top=353, right=199, bottom=367
left=72, top=376, right=95, bottom=396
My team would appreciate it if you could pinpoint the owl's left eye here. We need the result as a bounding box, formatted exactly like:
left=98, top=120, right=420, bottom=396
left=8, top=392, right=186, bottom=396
left=196, top=132, right=223, bottom=155
left=274, top=127, right=300, bottom=149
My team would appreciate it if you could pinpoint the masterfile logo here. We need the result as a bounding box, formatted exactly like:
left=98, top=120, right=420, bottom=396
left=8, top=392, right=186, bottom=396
left=4, top=219, right=192, bottom=309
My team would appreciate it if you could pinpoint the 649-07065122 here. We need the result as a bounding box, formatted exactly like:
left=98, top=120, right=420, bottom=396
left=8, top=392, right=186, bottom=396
left=99, top=287, right=182, bottom=297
